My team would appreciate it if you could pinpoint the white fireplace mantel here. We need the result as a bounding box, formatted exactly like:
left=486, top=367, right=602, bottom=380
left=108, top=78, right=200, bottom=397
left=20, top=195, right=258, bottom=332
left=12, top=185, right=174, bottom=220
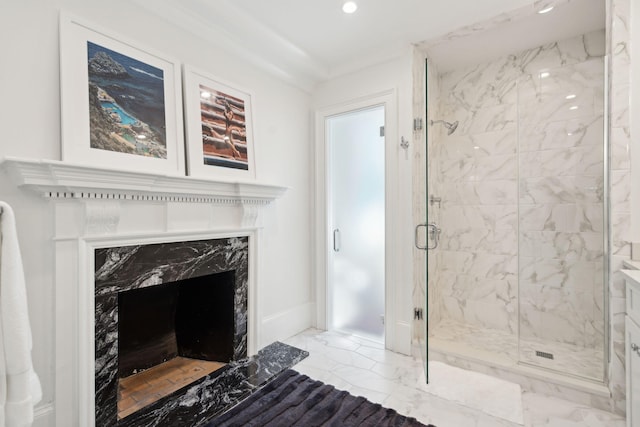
left=1, top=157, right=285, bottom=426
left=1, top=156, right=288, bottom=205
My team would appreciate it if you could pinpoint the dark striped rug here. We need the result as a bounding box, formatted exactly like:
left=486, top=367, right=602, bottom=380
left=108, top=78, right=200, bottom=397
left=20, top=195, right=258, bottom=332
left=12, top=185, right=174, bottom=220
left=204, top=369, right=434, bottom=427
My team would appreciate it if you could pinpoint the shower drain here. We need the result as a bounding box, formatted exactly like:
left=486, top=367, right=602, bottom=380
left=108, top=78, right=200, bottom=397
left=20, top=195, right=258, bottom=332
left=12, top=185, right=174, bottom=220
left=535, top=350, right=555, bottom=360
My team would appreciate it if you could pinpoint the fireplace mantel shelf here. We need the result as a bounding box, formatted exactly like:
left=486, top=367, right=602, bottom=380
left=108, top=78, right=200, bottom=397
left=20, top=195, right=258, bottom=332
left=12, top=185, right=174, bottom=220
left=1, top=157, right=288, bottom=205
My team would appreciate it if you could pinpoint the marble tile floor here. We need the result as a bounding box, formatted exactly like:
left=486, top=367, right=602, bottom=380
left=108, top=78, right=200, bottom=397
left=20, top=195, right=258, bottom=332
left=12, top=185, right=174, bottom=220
left=284, top=329, right=625, bottom=427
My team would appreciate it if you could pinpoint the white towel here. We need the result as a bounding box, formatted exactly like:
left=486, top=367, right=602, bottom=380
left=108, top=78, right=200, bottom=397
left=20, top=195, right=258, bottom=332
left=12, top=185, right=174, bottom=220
left=0, top=202, right=42, bottom=427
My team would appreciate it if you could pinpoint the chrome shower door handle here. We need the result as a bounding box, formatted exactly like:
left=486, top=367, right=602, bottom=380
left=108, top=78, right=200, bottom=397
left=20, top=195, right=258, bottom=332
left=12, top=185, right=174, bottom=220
left=415, top=223, right=428, bottom=250
left=333, top=228, right=341, bottom=252
left=415, top=223, right=441, bottom=250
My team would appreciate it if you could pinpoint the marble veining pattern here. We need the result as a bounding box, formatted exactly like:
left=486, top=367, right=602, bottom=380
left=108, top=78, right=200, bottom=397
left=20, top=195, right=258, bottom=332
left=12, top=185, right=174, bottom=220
left=430, top=29, right=606, bottom=382
left=94, top=237, right=249, bottom=426
left=285, top=329, right=624, bottom=427
left=517, top=54, right=605, bottom=379
left=122, top=341, right=308, bottom=427
left=608, top=0, right=632, bottom=414
left=429, top=319, right=612, bottom=411
left=418, top=0, right=630, bottom=414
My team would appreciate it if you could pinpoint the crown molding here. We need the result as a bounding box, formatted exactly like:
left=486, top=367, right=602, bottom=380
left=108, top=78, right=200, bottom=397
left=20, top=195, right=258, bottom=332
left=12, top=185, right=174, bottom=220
left=130, top=0, right=328, bottom=93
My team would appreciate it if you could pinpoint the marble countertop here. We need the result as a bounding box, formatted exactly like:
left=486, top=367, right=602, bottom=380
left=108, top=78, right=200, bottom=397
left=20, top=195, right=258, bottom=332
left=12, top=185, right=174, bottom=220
left=623, top=259, right=640, bottom=270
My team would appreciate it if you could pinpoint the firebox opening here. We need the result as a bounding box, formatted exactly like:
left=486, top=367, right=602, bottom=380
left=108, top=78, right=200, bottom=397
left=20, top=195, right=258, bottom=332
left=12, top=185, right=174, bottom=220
left=117, top=270, right=236, bottom=419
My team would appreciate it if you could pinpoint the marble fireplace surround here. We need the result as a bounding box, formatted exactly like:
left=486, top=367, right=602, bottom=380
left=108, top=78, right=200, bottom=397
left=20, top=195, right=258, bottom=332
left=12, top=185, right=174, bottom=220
left=1, top=157, right=288, bottom=427
left=95, top=237, right=250, bottom=425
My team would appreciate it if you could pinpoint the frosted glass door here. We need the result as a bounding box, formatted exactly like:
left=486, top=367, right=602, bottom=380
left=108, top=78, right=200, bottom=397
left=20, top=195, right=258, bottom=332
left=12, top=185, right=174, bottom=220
left=328, top=105, right=385, bottom=342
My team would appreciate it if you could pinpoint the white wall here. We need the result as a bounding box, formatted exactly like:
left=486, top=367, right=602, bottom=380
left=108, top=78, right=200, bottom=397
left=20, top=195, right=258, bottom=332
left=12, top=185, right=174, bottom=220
left=311, top=52, right=415, bottom=355
left=0, top=1, right=313, bottom=425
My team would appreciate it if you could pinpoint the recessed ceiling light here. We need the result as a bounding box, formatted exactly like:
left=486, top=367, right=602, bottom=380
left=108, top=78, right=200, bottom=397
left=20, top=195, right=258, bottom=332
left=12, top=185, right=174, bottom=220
left=539, top=71, right=550, bottom=79
left=538, top=5, right=555, bottom=14
left=343, top=1, right=357, bottom=14
left=565, top=94, right=577, bottom=100
left=569, top=105, right=579, bottom=110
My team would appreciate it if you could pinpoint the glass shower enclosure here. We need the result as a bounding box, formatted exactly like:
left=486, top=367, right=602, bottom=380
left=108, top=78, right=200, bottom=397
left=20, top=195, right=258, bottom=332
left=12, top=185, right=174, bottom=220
left=419, top=32, right=607, bottom=384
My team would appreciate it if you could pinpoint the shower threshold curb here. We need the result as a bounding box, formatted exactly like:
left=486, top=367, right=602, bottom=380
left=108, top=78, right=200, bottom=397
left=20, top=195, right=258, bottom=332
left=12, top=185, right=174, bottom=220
left=429, top=339, right=611, bottom=411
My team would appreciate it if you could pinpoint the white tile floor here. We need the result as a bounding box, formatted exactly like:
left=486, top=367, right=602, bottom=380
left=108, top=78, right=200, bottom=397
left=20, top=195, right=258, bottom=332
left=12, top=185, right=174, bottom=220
left=284, top=329, right=625, bottom=427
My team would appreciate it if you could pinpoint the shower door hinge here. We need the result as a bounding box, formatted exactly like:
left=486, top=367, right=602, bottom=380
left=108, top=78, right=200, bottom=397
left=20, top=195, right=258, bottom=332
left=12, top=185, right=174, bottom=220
left=414, top=307, right=423, bottom=320
left=379, top=126, right=385, bottom=137
left=413, top=118, right=423, bottom=131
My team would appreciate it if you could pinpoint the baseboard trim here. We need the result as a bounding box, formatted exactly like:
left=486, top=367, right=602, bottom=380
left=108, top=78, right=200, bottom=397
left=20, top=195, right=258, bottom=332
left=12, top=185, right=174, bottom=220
left=393, top=321, right=412, bottom=355
left=260, top=302, right=314, bottom=348
left=33, top=403, right=54, bottom=427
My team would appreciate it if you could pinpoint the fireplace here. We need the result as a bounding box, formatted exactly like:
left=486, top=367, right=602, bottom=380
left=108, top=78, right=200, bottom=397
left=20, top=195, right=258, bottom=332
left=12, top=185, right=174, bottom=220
left=94, top=237, right=249, bottom=426
left=118, top=271, right=236, bottom=377
left=0, top=157, right=290, bottom=427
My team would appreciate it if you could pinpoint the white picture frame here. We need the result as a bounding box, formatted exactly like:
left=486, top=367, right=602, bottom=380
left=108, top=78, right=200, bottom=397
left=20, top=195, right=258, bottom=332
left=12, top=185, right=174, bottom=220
left=183, top=65, right=256, bottom=180
left=59, top=12, right=185, bottom=175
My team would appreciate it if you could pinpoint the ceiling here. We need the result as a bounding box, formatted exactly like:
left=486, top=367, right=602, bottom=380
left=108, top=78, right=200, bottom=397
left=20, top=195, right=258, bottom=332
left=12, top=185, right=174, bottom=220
left=134, top=0, right=605, bottom=91
left=422, top=0, right=605, bottom=72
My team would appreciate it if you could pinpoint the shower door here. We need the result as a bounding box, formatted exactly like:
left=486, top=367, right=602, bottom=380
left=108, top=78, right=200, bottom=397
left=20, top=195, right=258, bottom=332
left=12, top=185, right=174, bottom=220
left=413, top=58, right=432, bottom=383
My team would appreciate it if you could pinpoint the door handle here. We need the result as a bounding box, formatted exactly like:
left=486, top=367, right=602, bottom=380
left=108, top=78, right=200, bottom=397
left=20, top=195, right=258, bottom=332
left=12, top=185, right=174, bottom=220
left=415, top=223, right=441, bottom=250
left=415, top=223, right=428, bottom=250
left=333, top=228, right=341, bottom=252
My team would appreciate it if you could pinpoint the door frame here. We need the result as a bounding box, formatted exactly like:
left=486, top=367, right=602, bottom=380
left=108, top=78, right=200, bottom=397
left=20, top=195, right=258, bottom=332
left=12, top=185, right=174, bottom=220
left=313, top=89, right=400, bottom=351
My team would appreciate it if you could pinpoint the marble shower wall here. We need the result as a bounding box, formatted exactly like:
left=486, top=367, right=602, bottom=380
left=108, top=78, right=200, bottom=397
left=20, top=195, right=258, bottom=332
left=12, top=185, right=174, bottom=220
left=518, top=58, right=605, bottom=354
left=608, top=0, right=632, bottom=414
left=427, top=58, right=443, bottom=330
left=433, top=31, right=606, bottom=342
